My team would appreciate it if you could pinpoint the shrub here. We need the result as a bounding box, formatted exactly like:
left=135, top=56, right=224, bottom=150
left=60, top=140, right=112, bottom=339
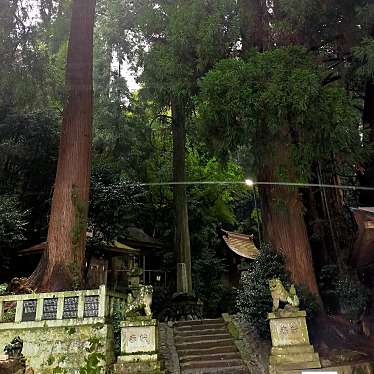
left=0, top=196, right=28, bottom=249
left=236, top=245, right=289, bottom=338
left=335, top=276, right=368, bottom=320
left=319, top=265, right=369, bottom=320
left=236, top=245, right=319, bottom=338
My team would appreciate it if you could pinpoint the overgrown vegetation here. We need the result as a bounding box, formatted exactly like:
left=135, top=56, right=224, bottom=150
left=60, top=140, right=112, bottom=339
left=0, top=0, right=373, bottom=325
left=236, top=246, right=318, bottom=338
left=319, top=265, right=369, bottom=320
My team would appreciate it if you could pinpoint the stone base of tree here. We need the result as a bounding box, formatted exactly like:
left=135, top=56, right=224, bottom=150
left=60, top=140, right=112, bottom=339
left=268, top=310, right=321, bottom=373
left=159, top=293, right=203, bottom=321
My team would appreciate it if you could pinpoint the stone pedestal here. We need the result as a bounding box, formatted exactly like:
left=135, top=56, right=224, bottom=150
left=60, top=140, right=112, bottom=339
left=115, top=318, right=163, bottom=373
left=268, top=310, right=321, bottom=372
left=0, top=355, right=25, bottom=374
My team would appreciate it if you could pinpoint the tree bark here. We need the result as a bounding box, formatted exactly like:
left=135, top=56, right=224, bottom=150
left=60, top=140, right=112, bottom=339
left=238, top=1, right=320, bottom=297
left=359, top=81, right=374, bottom=206
left=238, top=0, right=269, bottom=53
left=172, top=98, right=192, bottom=294
left=258, top=143, right=320, bottom=296
left=28, top=0, right=96, bottom=291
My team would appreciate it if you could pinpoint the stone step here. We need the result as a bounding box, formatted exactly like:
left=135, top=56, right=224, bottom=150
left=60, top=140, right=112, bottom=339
left=180, top=358, right=245, bottom=370
left=175, top=327, right=227, bottom=337
left=181, top=367, right=248, bottom=374
left=113, top=363, right=164, bottom=374
left=177, top=344, right=239, bottom=358
left=179, top=351, right=241, bottom=363
left=176, top=338, right=235, bottom=351
left=175, top=323, right=227, bottom=333
left=270, top=360, right=322, bottom=372
left=175, top=333, right=232, bottom=344
left=270, top=352, right=320, bottom=366
left=174, top=319, right=224, bottom=328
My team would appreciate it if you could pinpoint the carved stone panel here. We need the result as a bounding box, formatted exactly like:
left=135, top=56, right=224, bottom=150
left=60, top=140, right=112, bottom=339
left=269, top=316, right=309, bottom=347
left=42, top=298, right=58, bottom=320
left=121, top=319, right=158, bottom=355
left=22, top=300, right=37, bottom=322
left=63, top=297, right=78, bottom=319
left=83, top=296, right=99, bottom=318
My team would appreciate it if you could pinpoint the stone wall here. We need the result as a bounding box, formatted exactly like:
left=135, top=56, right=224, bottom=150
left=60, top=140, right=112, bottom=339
left=0, top=318, right=114, bottom=373
left=0, top=286, right=126, bottom=373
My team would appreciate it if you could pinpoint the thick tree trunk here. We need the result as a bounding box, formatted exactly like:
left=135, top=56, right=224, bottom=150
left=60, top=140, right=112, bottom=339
left=359, top=81, right=374, bottom=206
left=364, top=82, right=374, bottom=146
left=172, top=98, right=192, bottom=294
left=238, top=0, right=268, bottom=52
left=258, top=142, right=320, bottom=297
left=28, top=0, right=96, bottom=291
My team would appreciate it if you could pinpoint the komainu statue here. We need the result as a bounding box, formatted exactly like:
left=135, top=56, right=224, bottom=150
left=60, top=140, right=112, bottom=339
left=4, top=337, right=23, bottom=358
left=269, top=278, right=299, bottom=311
left=124, top=285, right=153, bottom=318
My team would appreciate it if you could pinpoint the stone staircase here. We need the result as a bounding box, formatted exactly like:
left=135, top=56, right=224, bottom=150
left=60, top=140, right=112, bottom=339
left=174, top=318, right=249, bottom=374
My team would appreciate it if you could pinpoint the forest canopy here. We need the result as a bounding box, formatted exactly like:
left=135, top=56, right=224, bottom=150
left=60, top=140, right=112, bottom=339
left=0, top=0, right=373, bottom=321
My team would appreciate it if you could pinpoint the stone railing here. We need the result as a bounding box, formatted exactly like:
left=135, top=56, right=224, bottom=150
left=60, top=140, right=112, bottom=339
left=0, top=285, right=126, bottom=327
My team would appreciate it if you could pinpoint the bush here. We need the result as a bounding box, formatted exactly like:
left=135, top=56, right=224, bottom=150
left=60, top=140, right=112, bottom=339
left=319, top=265, right=369, bottom=320
left=236, top=245, right=289, bottom=338
left=236, top=245, right=319, bottom=338
left=0, top=196, right=28, bottom=249
left=336, top=276, right=368, bottom=320
left=193, top=247, right=236, bottom=317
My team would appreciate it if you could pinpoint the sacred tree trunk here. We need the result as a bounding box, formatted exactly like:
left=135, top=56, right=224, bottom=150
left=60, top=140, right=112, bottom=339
left=238, top=0, right=269, bottom=52
left=28, top=0, right=96, bottom=291
left=172, top=98, right=193, bottom=294
left=258, top=143, right=320, bottom=297
left=359, top=81, right=374, bottom=206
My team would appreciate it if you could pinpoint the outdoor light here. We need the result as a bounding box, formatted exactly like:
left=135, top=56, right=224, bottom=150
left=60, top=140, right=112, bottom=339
left=156, top=275, right=161, bottom=282
left=245, top=179, right=254, bottom=187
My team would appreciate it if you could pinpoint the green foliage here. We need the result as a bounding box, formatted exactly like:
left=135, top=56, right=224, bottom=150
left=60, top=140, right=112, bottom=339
left=43, top=336, right=104, bottom=374
left=137, top=0, right=240, bottom=109
left=236, top=245, right=289, bottom=338
left=0, top=196, right=27, bottom=249
left=79, top=337, right=105, bottom=374
left=87, top=163, right=146, bottom=253
left=319, top=265, right=369, bottom=320
left=1, top=307, right=16, bottom=323
left=0, top=110, right=58, bottom=243
left=193, top=247, right=233, bottom=317
left=110, top=303, right=124, bottom=356
left=352, top=38, right=374, bottom=79
left=0, top=283, right=7, bottom=295
left=199, top=46, right=364, bottom=180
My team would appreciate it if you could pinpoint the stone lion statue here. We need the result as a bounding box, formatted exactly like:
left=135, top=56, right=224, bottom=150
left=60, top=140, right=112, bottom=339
left=4, top=336, right=23, bottom=358
left=269, top=278, right=299, bottom=311
left=124, top=285, right=153, bottom=318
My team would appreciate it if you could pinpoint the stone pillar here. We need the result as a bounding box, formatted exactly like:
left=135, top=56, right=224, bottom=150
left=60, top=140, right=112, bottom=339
left=268, top=310, right=321, bottom=373
left=114, top=317, right=162, bottom=373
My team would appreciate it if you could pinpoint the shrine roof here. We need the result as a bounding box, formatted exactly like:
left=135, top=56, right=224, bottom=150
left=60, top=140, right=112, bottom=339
left=222, top=230, right=259, bottom=259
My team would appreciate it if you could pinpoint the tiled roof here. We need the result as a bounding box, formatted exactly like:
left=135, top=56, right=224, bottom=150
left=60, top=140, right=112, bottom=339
left=222, top=230, right=259, bottom=259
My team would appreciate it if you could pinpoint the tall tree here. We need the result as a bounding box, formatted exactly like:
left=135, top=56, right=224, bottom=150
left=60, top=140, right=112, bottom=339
left=238, top=0, right=269, bottom=52
left=199, top=45, right=362, bottom=296
left=236, top=0, right=320, bottom=294
left=28, top=0, right=96, bottom=291
left=135, top=0, right=239, bottom=293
